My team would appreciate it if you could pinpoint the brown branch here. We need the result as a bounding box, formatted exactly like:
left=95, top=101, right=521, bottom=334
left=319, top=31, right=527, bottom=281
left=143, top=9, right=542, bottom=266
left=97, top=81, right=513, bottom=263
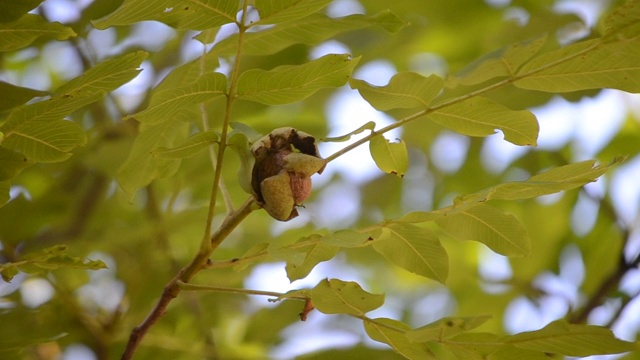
left=120, top=197, right=257, bottom=360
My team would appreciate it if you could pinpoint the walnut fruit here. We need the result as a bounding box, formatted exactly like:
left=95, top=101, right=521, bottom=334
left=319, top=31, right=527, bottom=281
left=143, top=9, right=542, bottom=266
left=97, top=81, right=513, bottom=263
left=251, top=128, right=326, bottom=221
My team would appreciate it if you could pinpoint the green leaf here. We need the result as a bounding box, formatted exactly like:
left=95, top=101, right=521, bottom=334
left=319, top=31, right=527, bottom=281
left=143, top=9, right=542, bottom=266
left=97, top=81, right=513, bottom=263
left=320, top=229, right=378, bottom=248
left=428, top=97, right=539, bottom=146
left=321, top=121, right=375, bottom=143
left=93, top=0, right=239, bottom=30
left=285, top=242, right=339, bottom=281
left=364, top=318, right=436, bottom=360
left=236, top=53, right=360, bottom=105
left=407, top=315, right=492, bottom=343
left=126, top=72, right=227, bottom=124
left=0, top=146, right=28, bottom=181
left=53, top=51, right=148, bottom=99
left=0, top=181, right=9, bottom=207
left=151, top=129, right=219, bottom=159
left=397, top=158, right=621, bottom=224
left=373, top=223, right=448, bottom=283
left=506, top=320, right=637, bottom=356
left=0, top=120, right=86, bottom=163
left=1, top=245, right=107, bottom=282
left=0, top=14, right=76, bottom=51
left=350, top=72, right=444, bottom=111
left=602, top=0, right=640, bottom=38
left=515, top=37, right=640, bottom=93
left=310, top=278, right=384, bottom=316
left=117, top=121, right=190, bottom=196
left=0, top=0, right=44, bottom=23
left=369, top=134, right=409, bottom=177
left=0, top=81, right=48, bottom=111
left=253, top=0, right=332, bottom=25
left=0, top=52, right=146, bottom=163
left=436, top=204, right=530, bottom=257
left=210, top=11, right=406, bottom=54
left=227, top=130, right=255, bottom=195
left=452, top=35, right=547, bottom=86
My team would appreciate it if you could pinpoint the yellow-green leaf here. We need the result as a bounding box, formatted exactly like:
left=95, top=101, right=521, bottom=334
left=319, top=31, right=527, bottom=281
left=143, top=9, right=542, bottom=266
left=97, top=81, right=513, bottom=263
left=350, top=72, right=444, bottom=111
left=364, top=318, right=437, bottom=360
left=93, top=0, right=239, bottom=30
left=0, top=0, right=44, bottom=23
left=151, top=130, right=219, bottom=159
left=236, top=53, right=360, bottom=105
left=369, top=134, right=408, bottom=177
left=210, top=11, right=406, bottom=55
left=506, top=320, right=637, bottom=356
left=374, top=223, right=448, bottom=283
left=0, top=14, right=76, bottom=51
left=285, top=242, right=339, bottom=281
left=0, top=146, right=28, bottom=181
left=127, top=72, right=227, bottom=124
left=310, top=278, right=384, bottom=316
left=0, top=81, right=48, bottom=111
left=429, top=96, right=539, bottom=146
left=117, top=121, right=190, bottom=197
left=452, top=34, right=547, bottom=86
left=407, top=315, right=492, bottom=343
left=253, top=0, right=332, bottom=25
left=1, top=245, right=107, bottom=283
left=1, top=120, right=86, bottom=163
left=435, top=204, right=530, bottom=257
left=515, top=37, right=640, bottom=93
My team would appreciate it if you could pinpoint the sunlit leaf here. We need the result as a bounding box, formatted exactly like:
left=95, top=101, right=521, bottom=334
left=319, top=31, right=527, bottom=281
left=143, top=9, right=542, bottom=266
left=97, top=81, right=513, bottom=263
left=285, top=242, right=339, bottom=281
left=151, top=130, right=219, bottom=159
left=350, top=72, right=444, bottom=111
left=436, top=204, right=530, bottom=256
left=506, top=320, right=637, bottom=356
left=1, top=120, right=86, bottom=163
left=117, top=121, right=190, bottom=196
left=210, top=11, right=406, bottom=54
left=227, top=130, right=255, bottom=195
left=320, top=229, right=379, bottom=248
left=0, top=14, right=76, bottom=51
left=253, top=0, right=332, bottom=25
left=53, top=51, right=148, bottom=98
left=601, top=0, right=640, bottom=38
left=369, top=134, right=409, bottom=177
left=515, top=37, right=640, bottom=93
left=93, top=0, right=239, bottom=30
left=452, top=34, right=547, bottom=86
left=429, top=96, right=539, bottom=146
left=407, top=315, right=492, bottom=343
left=310, top=278, right=384, bottom=316
left=0, top=81, right=48, bottom=111
left=364, top=318, right=437, bottom=360
left=1, top=245, right=107, bottom=282
left=126, top=72, right=227, bottom=124
left=236, top=53, right=360, bottom=105
left=374, top=223, right=448, bottom=283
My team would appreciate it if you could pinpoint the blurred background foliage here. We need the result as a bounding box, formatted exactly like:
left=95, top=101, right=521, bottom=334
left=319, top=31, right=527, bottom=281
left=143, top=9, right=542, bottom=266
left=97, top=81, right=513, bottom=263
left=1, top=0, right=640, bottom=359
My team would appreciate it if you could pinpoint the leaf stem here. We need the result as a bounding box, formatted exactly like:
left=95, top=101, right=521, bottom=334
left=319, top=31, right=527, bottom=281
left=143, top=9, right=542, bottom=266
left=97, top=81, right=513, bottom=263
left=325, top=39, right=601, bottom=163
left=200, top=1, right=250, bottom=251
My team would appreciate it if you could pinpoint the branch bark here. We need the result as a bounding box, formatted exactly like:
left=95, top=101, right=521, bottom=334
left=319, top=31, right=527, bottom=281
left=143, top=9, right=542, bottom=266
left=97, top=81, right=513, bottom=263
left=120, top=197, right=257, bottom=360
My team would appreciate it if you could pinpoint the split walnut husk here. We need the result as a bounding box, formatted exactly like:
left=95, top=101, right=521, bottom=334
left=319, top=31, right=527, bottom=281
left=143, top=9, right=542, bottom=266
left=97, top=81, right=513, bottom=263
left=251, top=128, right=326, bottom=221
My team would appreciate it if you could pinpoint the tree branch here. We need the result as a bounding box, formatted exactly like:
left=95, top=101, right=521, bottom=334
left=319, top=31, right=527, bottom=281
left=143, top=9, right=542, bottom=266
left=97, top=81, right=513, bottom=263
left=120, top=197, right=257, bottom=360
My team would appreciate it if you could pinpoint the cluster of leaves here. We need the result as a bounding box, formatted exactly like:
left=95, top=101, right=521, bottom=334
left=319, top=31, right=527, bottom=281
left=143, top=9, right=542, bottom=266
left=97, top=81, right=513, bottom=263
left=1, top=0, right=640, bottom=359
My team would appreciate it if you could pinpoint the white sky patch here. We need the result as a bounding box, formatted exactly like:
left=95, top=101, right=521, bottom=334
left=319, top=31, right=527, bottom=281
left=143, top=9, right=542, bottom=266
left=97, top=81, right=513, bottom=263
left=20, top=277, right=54, bottom=308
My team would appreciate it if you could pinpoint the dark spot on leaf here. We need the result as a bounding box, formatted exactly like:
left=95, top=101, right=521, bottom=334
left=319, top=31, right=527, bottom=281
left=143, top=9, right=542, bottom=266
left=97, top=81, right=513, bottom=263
left=231, top=258, right=239, bottom=263
left=445, top=320, right=454, bottom=327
